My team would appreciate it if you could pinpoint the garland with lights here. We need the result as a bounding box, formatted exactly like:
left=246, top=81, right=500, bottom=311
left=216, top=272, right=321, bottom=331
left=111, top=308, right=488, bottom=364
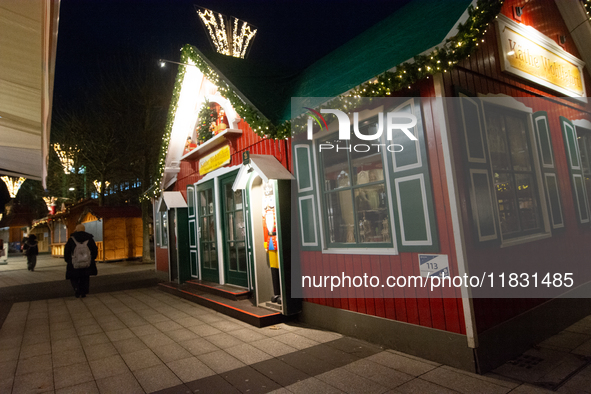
left=142, top=0, right=503, bottom=201
left=349, top=0, right=503, bottom=97
left=584, top=0, right=591, bottom=21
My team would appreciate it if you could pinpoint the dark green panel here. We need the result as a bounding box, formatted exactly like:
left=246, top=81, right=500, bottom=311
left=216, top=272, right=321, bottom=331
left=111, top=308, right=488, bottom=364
left=398, top=178, right=428, bottom=242
left=472, top=172, right=496, bottom=239
left=299, top=197, right=317, bottom=245
left=189, top=220, right=196, bottom=247
left=545, top=174, right=563, bottom=228
left=462, top=97, right=485, bottom=161
left=574, top=175, right=589, bottom=222
left=296, top=146, right=312, bottom=190
left=190, top=251, right=198, bottom=277
left=535, top=118, right=553, bottom=167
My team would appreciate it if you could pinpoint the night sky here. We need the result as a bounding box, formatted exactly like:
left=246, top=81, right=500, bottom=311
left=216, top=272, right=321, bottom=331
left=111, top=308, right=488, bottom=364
left=53, top=0, right=412, bottom=111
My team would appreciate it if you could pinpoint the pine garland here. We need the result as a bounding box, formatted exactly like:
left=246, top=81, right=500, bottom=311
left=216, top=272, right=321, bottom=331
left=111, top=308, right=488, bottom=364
left=142, top=0, right=504, bottom=201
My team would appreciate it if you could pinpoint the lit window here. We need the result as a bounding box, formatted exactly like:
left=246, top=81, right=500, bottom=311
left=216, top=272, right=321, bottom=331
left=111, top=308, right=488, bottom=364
left=486, top=106, right=542, bottom=237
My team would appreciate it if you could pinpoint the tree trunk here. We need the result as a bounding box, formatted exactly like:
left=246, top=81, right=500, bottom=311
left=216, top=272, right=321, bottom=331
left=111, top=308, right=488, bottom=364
left=141, top=198, right=153, bottom=263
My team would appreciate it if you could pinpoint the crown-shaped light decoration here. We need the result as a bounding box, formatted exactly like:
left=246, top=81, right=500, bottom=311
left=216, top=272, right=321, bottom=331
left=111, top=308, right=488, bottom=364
left=196, top=6, right=257, bottom=59
left=53, top=143, right=79, bottom=174
left=42, top=196, right=57, bottom=211
left=1, top=176, right=26, bottom=198
left=93, top=180, right=110, bottom=193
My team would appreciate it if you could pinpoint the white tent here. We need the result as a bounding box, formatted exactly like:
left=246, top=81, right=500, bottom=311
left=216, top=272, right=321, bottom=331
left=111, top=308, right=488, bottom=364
left=0, top=0, right=60, bottom=186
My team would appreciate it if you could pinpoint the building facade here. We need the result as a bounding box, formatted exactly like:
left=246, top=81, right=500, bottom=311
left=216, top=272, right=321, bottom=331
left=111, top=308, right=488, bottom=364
left=154, top=0, right=591, bottom=372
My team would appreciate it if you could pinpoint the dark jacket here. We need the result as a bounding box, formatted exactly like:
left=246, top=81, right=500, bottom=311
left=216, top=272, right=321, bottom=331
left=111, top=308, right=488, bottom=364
left=64, top=231, right=98, bottom=279
left=24, top=239, right=39, bottom=256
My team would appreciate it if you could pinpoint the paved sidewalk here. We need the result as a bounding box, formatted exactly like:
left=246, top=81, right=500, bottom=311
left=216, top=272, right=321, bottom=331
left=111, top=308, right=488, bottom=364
left=0, top=254, right=152, bottom=288
left=0, top=287, right=558, bottom=394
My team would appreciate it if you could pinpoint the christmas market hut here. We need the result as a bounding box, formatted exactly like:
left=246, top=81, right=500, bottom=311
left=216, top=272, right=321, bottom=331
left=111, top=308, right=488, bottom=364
left=49, top=200, right=142, bottom=262
left=153, top=0, right=591, bottom=374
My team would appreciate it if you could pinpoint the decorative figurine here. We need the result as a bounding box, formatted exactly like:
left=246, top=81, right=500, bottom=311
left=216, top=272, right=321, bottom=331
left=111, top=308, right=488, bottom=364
left=262, top=181, right=281, bottom=304
left=382, top=217, right=390, bottom=242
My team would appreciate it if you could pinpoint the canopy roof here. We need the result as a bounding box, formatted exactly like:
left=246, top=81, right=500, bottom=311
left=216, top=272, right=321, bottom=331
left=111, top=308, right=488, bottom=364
left=0, top=0, right=60, bottom=184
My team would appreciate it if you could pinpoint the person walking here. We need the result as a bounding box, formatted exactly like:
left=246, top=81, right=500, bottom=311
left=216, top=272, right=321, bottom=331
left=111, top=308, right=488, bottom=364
left=23, top=234, right=39, bottom=271
left=64, top=224, right=98, bottom=298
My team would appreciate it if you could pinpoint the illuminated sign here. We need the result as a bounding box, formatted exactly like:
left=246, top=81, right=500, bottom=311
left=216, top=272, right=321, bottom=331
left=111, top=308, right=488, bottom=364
left=199, top=145, right=231, bottom=175
left=496, top=14, right=586, bottom=101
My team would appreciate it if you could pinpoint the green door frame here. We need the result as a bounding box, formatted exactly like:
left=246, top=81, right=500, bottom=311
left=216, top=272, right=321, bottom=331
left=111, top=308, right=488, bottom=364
left=220, top=171, right=249, bottom=288
left=197, top=180, right=219, bottom=283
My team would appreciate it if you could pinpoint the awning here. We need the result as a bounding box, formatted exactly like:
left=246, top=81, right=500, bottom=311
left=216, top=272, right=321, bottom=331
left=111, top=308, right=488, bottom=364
left=158, top=191, right=188, bottom=212
left=233, top=154, right=293, bottom=191
left=0, top=0, right=60, bottom=185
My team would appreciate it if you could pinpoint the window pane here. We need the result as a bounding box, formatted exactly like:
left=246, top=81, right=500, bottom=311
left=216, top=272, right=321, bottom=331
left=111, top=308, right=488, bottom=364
left=234, top=189, right=243, bottom=208
left=355, top=185, right=390, bottom=243
left=161, top=212, right=168, bottom=246
left=237, top=243, right=247, bottom=272
left=225, top=183, right=233, bottom=210
left=515, top=173, right=540, bottom=231
left=227, top=213, right=234, bottom=241
left=578, top=132, right=591, bottom=210
left=494, top=172, right=519, bottom=235
left=326, top=190, right=355, bottom=243
left=321, top=135, right=350, bottom=191
left=235, top=211, right=245, bottom=240
left=486, top=114, right=511, bottom=171
left=506, top=115, right=532, bottom=171
left=351, top=124, right=385, bottom=186
left=229, top=242, right=237, bottom=271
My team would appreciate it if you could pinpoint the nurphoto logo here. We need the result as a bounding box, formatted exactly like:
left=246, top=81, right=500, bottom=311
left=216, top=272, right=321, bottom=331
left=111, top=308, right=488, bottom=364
left=304, top=107, right=418, bottom=153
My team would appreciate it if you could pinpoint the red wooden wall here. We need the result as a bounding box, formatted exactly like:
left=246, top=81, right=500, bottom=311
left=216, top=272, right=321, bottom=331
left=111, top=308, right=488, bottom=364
left=441, top=0, right=591, bottom=333
left=298, top=79, right=468, bottom=335
left=174, top=119, right=291, bottom=200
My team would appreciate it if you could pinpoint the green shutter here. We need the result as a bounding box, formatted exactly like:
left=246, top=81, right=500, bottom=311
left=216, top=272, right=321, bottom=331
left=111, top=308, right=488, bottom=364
left=533, top=112, right=564, bottom=229
left=560, top=117, right=590, bottom=224
left=155, top=215, right=160, bottom=247
left=458, top=93, right=499, bottom=243
left=390, top=98, right=439, bottom=252
left=293, top=142, right=321, bottom=250
left=186, top=184, right=198, bottom=277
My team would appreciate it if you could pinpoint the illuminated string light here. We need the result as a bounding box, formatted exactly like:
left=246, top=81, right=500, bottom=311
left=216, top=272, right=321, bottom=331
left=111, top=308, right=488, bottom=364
left=197, top=7, right=257, bottom=59
left=53, top=143, right=79, bottom=174
left=1, top=176, right=26, bottom=198
left=93, top=180, right=110, bottom=193
left=42, top=196, right=57, bottom=212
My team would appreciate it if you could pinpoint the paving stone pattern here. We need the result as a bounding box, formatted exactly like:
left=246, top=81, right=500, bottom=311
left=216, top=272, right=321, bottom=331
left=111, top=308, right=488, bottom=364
left=0, top=287, right=565, bottom=393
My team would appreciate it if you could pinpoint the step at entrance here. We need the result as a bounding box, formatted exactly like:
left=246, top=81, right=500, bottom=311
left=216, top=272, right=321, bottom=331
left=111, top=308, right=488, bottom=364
left=157, top=282, right=287, bottom=328
left=184, top=279, right=250, bottom=301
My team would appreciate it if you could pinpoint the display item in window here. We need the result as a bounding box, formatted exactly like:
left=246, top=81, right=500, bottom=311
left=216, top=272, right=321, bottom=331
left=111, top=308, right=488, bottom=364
left=262, top=181, right=281, bottom=304
left=382, top=217, right=390, bottom=243
left=213, top=108, right=229, bottom=134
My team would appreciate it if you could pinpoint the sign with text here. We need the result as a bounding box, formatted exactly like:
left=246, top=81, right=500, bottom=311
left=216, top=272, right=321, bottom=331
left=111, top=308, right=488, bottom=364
left=496, top=14, right=586, bottom=101
left=199, top=145, right=231, bottom=175
left=419, top=254, right=449, bottom=278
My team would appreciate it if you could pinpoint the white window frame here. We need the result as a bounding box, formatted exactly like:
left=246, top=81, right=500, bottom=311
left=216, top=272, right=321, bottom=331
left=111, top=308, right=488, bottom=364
left=311, top=105, right=399, bottom=255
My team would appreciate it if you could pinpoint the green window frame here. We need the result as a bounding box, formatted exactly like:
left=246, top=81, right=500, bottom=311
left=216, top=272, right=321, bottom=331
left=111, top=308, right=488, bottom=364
left=576, top=125, right=591, bottom=220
